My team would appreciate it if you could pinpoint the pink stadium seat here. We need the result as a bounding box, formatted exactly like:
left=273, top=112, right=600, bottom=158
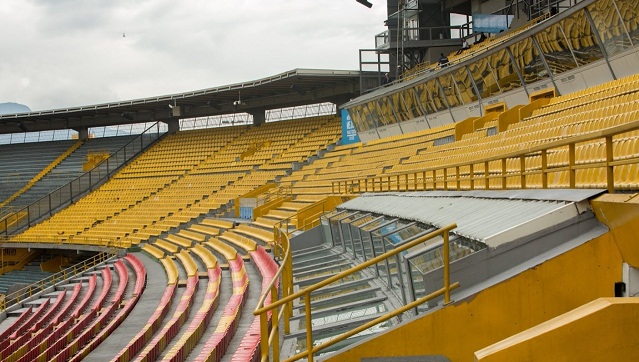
left=68, top=255, right=147, bottom=362
left=132, top=276, right=199, bottom=362
left=230, top=246, right=279, bottom=362
left=193, top=255, right=249, bottom=362
left=0, top=305, right=33, bottom=351
left=162, top=265, right=222, bottom=362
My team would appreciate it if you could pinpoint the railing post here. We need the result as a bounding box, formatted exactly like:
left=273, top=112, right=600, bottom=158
left=484, top=161, right=490, bottom=190
left=605, top=135, right=614, bottom=193
left=272, top=285, right=280, bottom=362
left=443, top=230, right=451, bottom=304
left=455, top=166, right=460, bottom=190
left=305, top=292, right=314, bottom=362
left=520, top=155, right=526, bottom=189
left=284, top=256, right=291, bottom=335
left=422, top=171, right=426, bottom=190
left=286, top=248, right=293, bottom=333
left=541, top=149, right=548, bottom=188
left=469, top=163, right=475, bottom=190
left=432, top=170, right=436, bottom=190
left=443, top=168, right=448, bottom=190
left=260, top=312, right=270, bottom=362
left=501, top=158, right=507, bottom=190
left=569, top=143, right=576, bottom=188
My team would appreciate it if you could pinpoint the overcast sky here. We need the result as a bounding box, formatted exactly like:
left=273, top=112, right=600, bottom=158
left=0, top=1, right=387, bottom=111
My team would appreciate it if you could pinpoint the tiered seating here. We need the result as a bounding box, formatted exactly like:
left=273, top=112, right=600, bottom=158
left=311, top=75, right=639, bottom=193
left=67, top=255, right=146, bottom=362
left=288, top=125, right=454, bottom=196
left=10, top=116, right=342, bottom=248
left=6, top=135, right=136, bottom=209
left=0, top=141, right=82, bottom=209
left=162, top=244, right=221, bottom=361
left=118, top=234, right=232, bottom=362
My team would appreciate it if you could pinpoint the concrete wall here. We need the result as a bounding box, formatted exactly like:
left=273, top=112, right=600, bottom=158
left=475, top=298, right=639, bottom=361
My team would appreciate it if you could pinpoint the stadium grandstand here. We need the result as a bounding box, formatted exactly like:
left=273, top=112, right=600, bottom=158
left=1, top=0, right=639, bottom=360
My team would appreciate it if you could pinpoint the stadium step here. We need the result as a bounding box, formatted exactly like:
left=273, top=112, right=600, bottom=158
left=293, top=263, right=354, bottom=281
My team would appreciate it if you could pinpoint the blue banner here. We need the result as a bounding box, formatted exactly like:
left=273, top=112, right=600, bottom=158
left=341, top=109, right=360, bottom=145
left=472, top=13, right=514, bottom=33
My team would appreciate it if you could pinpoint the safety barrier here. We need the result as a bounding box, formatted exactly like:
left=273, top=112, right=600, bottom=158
left=333, top=120, right=639, bottom=195
left=254, top=223, right=459, bottom=362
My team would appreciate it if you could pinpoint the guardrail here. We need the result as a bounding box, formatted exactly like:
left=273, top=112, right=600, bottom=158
left=254, top=224, right=293, bottom=362
left=0, top=251, right=116, bottom=311
left=332, top=120, right=639, bottom=195
left=0, top=234, right=134, bottom=249
left=254, top=223, right=459, bottom=362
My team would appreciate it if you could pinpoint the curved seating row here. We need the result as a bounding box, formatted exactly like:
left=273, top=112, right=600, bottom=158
left=162, top=246, right=222, bottom=361
left=112, top=255, right=178, bottom=362
left=131, top=257, right=199, bottom=362
left=68, top=255, right=147, bottom=362
left=230, top=246, right=279, bottom=362
left=6, top=262, right=111, bottom=362
left=0, top=256, right=147, bottom=362
left=193, top=241, right=249, bottom=362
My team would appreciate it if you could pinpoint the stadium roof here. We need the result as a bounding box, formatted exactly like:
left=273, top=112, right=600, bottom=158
left=0, top=68, right=361, bottom=135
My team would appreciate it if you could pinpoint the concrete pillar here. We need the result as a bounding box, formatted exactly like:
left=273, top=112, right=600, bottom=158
left=163, top=118, right=180, bottom=134
left=250, top=109, right=266, bottom=126
left=74, top=126, right=89, bottom=141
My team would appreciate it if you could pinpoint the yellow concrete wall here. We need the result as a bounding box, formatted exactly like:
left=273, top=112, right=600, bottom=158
left=592, top=193, right=639, bottom=268
left=474, top=298, right=639, bottom=361
left=325, top=233, right=623, bottom=362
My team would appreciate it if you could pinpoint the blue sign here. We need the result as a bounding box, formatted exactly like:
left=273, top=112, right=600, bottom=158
left=341, top=109, right=360, bottom=145
left=473, top=13, right=514, bottom=33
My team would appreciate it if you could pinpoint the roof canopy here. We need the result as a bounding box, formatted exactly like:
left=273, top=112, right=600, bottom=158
left=0, top=69, right=361, bottom=134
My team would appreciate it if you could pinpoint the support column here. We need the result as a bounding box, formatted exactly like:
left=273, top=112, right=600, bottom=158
left=74, top=126, right=89, bottom=141
left=250, top=108, right=266, bottom=126
left=163, top=118, right=180, bottom=134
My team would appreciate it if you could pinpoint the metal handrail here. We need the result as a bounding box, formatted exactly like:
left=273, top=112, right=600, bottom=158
left=254, top=225, right=293, bottom=362
left=333, top=119, right=639, bottom=195
left=254, top=223, right=459, bottom=362
left=0, top=233, right=134, bottom=249
left=0, top=251, right=116, bottom=311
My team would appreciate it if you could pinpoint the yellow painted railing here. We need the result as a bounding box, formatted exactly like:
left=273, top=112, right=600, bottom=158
left=256, top=225, right=293, bottom=362
left=0, top=251, right=116, bottom=311
left=1, top=234, right=133, bottom=249
left=332, top=120, right=639, bottom=195
left=254, top=223, right=459, bottom=362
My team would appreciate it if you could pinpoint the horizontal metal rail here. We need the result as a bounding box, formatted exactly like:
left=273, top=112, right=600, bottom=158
left=333, top=120, right=639, bottom=195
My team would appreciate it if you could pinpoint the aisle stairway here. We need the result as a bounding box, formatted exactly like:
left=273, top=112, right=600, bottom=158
left=281, top=243, right=398, bottom=358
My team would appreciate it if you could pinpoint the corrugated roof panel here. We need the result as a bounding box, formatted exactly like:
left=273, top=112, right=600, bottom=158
left=337, top=191, right=592, bottom=244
